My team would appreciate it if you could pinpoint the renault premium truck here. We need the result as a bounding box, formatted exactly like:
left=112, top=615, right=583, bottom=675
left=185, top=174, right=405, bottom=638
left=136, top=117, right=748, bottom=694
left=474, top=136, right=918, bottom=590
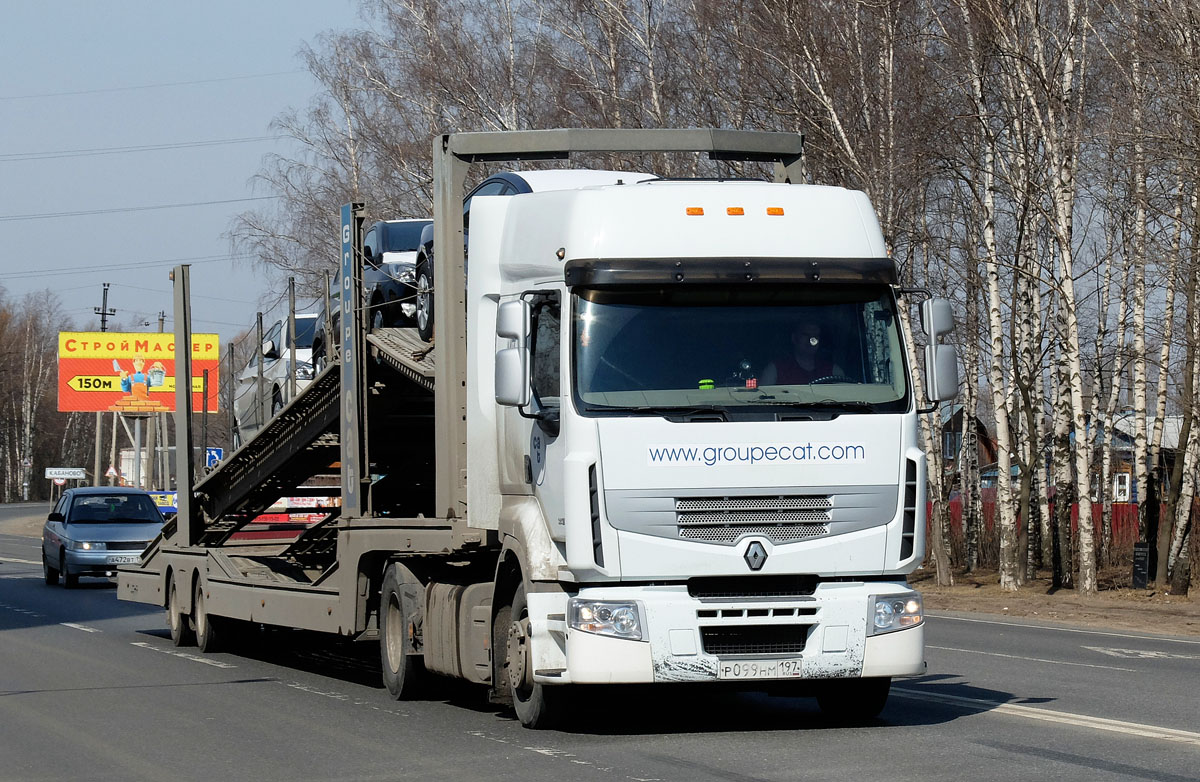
left=119, top=129, right=958, bottom=729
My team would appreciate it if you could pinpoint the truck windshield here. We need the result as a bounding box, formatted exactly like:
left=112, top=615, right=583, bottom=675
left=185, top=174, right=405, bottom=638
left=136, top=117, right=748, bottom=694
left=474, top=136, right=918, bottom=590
left=573, top=284, right=909, bottom=415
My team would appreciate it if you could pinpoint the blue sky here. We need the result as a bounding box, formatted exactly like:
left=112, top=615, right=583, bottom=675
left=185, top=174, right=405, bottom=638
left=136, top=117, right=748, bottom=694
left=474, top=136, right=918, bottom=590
left=0, top=1, right=356, bottom=344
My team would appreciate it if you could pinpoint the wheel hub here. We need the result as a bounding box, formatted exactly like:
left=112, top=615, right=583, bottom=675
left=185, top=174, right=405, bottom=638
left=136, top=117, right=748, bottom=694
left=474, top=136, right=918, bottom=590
left=506, top=618, right=531, bottom=691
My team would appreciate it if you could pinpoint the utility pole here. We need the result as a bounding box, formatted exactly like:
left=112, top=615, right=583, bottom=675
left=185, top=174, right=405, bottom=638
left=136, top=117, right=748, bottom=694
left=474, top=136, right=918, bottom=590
left=93, top=283, right=116, bottom=486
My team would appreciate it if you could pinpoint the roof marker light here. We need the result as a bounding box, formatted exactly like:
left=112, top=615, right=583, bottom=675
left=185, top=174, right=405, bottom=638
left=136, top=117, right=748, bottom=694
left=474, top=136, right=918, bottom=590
left=727, top=207, right=745, bottom=216
left=686, top=207, right=704, bottom=216
left=767, top=207, right=785, bottom=216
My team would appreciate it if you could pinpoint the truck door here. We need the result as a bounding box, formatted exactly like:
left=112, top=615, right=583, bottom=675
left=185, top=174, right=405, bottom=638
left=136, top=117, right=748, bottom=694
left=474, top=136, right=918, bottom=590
left=527, top=292, right=566, bottom=539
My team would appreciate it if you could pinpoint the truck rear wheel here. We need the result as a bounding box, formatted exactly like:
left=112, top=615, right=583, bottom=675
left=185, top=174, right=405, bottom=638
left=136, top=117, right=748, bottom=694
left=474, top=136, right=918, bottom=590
left=500, top=584, right=569, bottom=729
left=380, top=563, right=427, bottom=699
left=815, top=677, right=891, bottom=722
left=193, top=579, right=223, bottom=653
left=168, top=575, right=194, bottom=647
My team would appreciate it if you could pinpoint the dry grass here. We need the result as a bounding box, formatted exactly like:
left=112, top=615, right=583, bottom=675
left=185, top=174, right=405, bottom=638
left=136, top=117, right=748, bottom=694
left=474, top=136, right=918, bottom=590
left=909, top=566, right=1200, bottom=637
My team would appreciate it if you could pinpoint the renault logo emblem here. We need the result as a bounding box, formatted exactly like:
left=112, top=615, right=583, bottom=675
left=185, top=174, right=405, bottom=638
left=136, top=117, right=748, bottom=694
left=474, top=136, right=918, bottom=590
left=744, top=541, right=767, bottom=571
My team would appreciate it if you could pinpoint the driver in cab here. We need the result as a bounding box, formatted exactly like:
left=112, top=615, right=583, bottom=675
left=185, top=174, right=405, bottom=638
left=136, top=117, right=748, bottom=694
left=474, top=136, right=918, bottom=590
left=760, top=319, right=844, bottom=385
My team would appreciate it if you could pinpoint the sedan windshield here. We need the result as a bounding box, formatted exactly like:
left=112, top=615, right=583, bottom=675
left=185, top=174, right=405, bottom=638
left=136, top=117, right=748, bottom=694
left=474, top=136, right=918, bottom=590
left=68, top=494, right=163, bottom=523
left=383, top=221, right=431, bottom=253
left=573, top=284, right=908, bottom=415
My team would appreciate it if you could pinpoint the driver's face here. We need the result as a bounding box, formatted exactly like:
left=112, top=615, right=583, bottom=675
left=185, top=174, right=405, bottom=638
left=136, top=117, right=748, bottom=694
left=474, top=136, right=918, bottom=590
left=792, top=324, right=821, bottom=350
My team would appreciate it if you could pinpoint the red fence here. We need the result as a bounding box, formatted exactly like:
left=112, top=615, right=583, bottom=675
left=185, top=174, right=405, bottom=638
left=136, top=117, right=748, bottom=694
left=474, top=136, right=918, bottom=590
left=928, top=499, right=1181, bottom=567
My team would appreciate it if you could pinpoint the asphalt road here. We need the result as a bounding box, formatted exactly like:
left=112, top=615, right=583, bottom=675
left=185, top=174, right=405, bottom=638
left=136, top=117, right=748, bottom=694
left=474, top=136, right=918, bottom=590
left=3, top=503, right=1199, bottom=782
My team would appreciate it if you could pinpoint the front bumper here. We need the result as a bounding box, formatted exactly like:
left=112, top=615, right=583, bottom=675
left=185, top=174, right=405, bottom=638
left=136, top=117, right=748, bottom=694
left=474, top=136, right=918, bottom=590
left=64, top=549, right=143, bottom=576
left=528, top=581, right=924, bottom=685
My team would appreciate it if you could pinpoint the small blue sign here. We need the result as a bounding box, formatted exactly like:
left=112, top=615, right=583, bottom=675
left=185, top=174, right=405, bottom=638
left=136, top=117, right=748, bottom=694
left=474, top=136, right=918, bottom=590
left=205, top=447, right=223, bottom=468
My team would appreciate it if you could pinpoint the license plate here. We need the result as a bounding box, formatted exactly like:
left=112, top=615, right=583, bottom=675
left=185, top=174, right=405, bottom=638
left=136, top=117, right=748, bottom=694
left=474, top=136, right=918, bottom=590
left=717, top=658, right=805, bottom=680
left=108, top=555, right=139, bottom=564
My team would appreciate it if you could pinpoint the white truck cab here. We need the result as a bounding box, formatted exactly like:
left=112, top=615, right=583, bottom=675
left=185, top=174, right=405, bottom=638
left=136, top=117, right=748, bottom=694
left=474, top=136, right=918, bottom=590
left=467, top=177, right=955, bottom=705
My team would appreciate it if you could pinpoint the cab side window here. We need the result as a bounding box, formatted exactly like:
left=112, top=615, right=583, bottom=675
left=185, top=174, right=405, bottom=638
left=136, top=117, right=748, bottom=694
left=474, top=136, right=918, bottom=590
left=529, top=292, right=561, bottom=410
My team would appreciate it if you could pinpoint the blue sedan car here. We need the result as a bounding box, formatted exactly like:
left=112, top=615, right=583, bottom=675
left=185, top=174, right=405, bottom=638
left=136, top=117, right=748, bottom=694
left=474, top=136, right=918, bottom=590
left=42, top=487, right=165, bottom=587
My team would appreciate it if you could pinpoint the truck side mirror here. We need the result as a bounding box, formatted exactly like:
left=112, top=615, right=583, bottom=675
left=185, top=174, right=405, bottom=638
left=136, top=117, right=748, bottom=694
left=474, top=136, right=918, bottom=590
left=920, top=297, right=959, bottom=403
left=495, top=299, right=531, bottom=407
left=924, top=342, right=959, bottom=402
left=920, top=297, right=955, bottom=339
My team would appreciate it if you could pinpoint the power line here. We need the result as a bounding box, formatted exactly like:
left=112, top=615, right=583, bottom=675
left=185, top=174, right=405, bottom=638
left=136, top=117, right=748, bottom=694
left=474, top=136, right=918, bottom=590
left=0, top=70, right=305, bottom=101
left=0, top=196, right=277, bottom=222
left=0, top=135, right=282, bottom=162
left=0, top=253, right=254, bottom=280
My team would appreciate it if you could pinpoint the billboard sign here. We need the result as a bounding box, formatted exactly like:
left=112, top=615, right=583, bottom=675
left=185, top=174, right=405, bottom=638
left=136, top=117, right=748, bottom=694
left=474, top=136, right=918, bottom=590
left=57, top=332, right=220, bottom=413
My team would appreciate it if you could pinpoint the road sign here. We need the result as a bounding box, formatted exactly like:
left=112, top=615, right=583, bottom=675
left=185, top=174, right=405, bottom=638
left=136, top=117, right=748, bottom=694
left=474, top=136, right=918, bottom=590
left=45, top=467, right=87, bottom=480
left=105, top=466, right=118, bottom=478
left=205, top=447, right=223, bottom=468
left=53, top=478, right=67, bottom=486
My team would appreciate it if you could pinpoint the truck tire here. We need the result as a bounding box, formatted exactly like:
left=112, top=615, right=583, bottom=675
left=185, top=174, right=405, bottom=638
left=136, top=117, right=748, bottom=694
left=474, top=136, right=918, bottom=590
left=415, top=257, right=434, bottom=343
left=815, top=677, right=891, bottom=722
left=380, top=563, right=427, bottom=699
left=193, top=578, right=223, bottom=653
left=499, top=584, right=569, bottom=729
left=168, top=574, right=195, bottom=647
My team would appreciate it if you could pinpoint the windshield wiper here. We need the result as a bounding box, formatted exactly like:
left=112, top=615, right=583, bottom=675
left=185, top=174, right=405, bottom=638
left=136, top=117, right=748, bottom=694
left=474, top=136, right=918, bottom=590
left=585, top=404, right=728, bottom=419
left=755, top=400, right=878, bottom=413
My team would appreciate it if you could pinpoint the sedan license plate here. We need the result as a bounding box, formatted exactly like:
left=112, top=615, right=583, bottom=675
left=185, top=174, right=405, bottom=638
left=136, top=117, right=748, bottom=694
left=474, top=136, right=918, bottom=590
left=107, top=555, right=139, bottom=565
left=717, top=659, right=804, bottom=680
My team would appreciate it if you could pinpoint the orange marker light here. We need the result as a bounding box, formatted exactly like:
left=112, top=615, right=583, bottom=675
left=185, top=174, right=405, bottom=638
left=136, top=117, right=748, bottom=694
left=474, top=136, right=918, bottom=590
left=727, top=207, right=745, bottom=216
left=686, top=207, right=704, bottom=216
left=767, top=207, right=784, bottom=216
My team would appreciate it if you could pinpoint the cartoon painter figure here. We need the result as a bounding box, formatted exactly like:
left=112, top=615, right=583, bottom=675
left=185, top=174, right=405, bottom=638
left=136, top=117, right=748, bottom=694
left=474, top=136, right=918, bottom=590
left=114, top=355, right=165, bottom=400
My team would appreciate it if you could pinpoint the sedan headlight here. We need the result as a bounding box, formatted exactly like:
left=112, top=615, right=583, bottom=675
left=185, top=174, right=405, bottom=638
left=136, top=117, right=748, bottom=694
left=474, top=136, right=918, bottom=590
left=295, top=362, right=314, bottom=380
left=568, top=598, right=645, bottom=640
left=397, top=267, right=416, bottom=285
left=868, top=593, right=922, bottom=635
left=70, top=540, right=106, bottom=551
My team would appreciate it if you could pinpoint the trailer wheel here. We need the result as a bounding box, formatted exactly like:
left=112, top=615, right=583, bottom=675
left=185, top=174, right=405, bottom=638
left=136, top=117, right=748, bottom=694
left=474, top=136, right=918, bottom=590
left=815, top=677, right=891, bottom=722
left=193, top=579, right=223, bottom=653
left=380, top=564, right=426, bottom=699
left=501, top=584, right=569, bottom=729
left=167, top=574, right=194, bottom=647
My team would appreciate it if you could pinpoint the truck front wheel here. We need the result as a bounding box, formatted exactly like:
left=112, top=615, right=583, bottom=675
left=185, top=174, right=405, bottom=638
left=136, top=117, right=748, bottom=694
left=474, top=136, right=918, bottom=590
left=815, top=676, right=891, bottom=722
left=499, top=584, right=569, bottom=729
left=380, top=563, right=426, bottom=699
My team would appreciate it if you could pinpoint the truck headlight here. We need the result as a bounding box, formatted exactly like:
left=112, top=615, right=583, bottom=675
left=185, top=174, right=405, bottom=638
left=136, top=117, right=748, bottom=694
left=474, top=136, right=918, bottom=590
left=568, top=599, right=645, bottom=641
left=71, top=540, right=106, bottom=551
left=869, top=593, right=922, bottom=635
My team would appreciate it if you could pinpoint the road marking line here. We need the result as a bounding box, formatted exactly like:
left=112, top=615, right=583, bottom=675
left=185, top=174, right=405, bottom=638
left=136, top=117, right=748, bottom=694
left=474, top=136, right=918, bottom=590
left=61, top=623, right=100, bottom=633
left=130, top=641, right=236, bottom=668
left=893, top=687, right=1200, bottom=746
left=927, top=612, right=1200, bottom=645
left=927, top=645, right=1136, bottom=672
left=1, top=557, right=41, bottom=565
left=1083, top=645, right=1200, bottom=661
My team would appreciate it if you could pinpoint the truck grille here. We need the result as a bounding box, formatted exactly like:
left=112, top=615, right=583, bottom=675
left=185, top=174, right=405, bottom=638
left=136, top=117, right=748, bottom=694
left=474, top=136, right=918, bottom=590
left=700, top=625, right=809, bottom=656
left=676, top=495, right=830, bottom=544
left=688, top=575, right=818, bottom=600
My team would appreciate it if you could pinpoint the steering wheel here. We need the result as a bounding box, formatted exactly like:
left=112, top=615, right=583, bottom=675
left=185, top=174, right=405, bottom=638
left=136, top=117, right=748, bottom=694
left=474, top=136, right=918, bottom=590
left=810, top=375, right=856, bottom=385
